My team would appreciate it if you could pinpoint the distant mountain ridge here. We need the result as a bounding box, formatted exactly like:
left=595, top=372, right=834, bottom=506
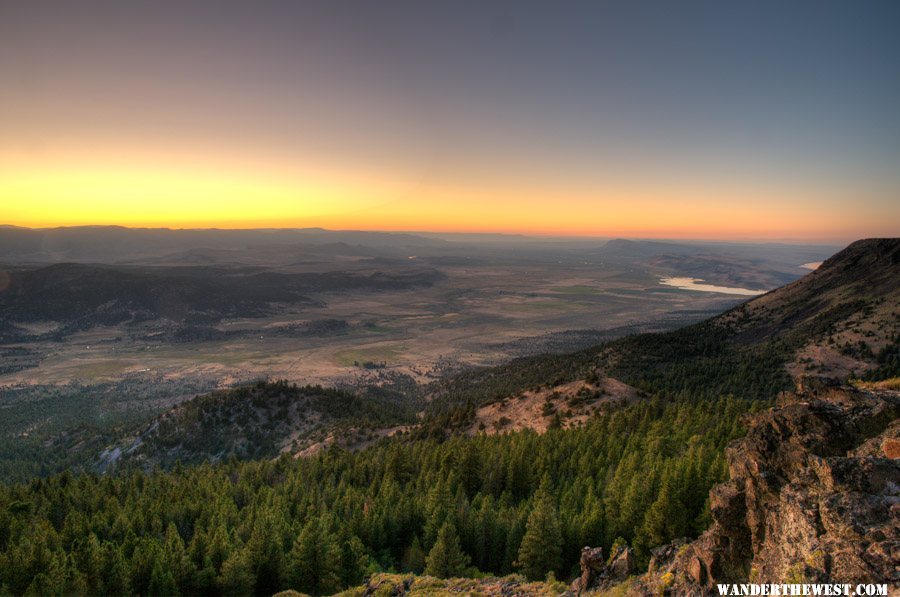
left=0, top=225, right=449, bottom=263
left=599, top=238, right=704, bottom=257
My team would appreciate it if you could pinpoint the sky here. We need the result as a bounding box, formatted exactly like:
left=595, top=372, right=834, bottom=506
left=1, top=0, right=899, bottom=241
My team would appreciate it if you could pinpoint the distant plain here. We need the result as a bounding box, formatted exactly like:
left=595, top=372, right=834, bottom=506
left=0, top=229, right=838, bottom=391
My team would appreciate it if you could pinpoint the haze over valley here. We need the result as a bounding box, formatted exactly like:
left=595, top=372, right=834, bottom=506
left=0, top=227, right=833, bottom=391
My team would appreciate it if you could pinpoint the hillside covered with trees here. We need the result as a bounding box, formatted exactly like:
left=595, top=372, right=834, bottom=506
left=0, top=396, right=755, bottom=595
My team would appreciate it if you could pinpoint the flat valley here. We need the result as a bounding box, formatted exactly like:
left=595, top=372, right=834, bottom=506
left=0, top=228, right=832, bottom=393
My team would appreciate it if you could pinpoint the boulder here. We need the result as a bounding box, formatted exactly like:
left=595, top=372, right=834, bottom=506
left=571, top=545, right=636, bottom=594
left=608, top=546, right=636, bottom=579
left=574, top=546, right=605, bottom=594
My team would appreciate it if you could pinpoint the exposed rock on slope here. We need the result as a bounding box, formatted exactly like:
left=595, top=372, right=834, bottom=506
left=466, top=377, right=639, bottom=436
left=571, top=545, right=636, bottom=594
left=628, top=379, right=899, bottom=594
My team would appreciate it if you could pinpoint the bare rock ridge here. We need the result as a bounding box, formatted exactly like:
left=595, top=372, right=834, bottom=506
left=589, top=379, right=900, bottom=595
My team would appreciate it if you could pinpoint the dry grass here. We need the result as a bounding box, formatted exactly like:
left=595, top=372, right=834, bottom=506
left=852, top=377, right=900, bottom=391
left=467, top=377, right=638, bottom=436
left=332, top=573, right=567, bottom=596
left=585, top=576, right=638, bottom=596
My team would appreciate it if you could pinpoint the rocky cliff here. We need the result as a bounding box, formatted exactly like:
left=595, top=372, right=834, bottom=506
left=599, top=379, right=900, bottom=595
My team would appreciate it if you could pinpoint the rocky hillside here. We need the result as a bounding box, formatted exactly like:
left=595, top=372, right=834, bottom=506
left=717, top=238, right=900, bottom=379
left=575, top=379, right=899, bottom=595
left=462, top=377, right=640, bottom=436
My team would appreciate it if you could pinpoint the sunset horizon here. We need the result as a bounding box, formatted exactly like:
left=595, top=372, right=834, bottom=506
left=0, top=221, right=864, bottom=245
left=3, top=1, right=898, bottom=242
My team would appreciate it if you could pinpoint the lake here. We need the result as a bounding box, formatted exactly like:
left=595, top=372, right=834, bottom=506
left=659, top=277, right=766, bottom=296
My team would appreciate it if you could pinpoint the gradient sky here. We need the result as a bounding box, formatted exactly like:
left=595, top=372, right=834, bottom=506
left=1, top=1, right=899, bottom=240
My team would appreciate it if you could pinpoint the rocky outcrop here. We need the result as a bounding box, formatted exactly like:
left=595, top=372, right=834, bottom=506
left=627, top=379, right=899, bottom=595
left=570, top=545, right=636, bottom=594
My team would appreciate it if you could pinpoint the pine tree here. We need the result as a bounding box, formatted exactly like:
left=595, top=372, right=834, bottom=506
left=102, top=543, right=131, bottom=596
left=76, top=533, right=105, bottom=595
left=401, top=535, right=426, bottom=573
left=245, top=512, right=285, bottom=595
left=204, top=524, right=230, bottom=573
left=516, top=484, right=563, bottom=580
left=288, top=518, right=342, bottom=595
left=340, top=534, right=369, bottom=587
left=25, top=573, right=56, bottom=596
left=457, top=446, right=482, bottom=497
left=424, top=481, right=454, bottom=547
left=164, top=522, right=190, bottom=592
left=148, top=557, right=178, bottom=596
left=638, top=470, right=688, bottom=555
left=129, top=538, right=163, bottom=595
left=424, top=522, right=470, bottom=578
left=217, top=549, right=255, bottom=596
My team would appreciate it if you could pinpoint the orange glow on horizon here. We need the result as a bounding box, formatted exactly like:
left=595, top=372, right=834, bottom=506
left=3, top=2, right=898, bottom=246
left=1, top=149, right=895, bottom=243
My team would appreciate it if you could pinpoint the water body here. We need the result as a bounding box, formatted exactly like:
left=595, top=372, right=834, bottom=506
left=800, top=262, right=823, bottom=270
left=659, top=277, right=766, bottom=296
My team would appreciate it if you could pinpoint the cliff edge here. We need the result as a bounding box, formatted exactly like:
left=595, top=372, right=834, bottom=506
left=598, top=379, right=900, bottom=595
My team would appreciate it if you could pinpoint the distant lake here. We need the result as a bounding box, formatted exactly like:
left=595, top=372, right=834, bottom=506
left=659, top=277, right=766, bottom=296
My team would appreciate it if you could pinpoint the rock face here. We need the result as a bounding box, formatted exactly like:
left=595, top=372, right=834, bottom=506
left=629, top=380, right=899, bottom=595
left=570, top=545, right=636, bottom=594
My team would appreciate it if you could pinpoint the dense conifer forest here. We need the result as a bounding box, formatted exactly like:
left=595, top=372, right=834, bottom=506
left=0, top=396, right=758, bottom=595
